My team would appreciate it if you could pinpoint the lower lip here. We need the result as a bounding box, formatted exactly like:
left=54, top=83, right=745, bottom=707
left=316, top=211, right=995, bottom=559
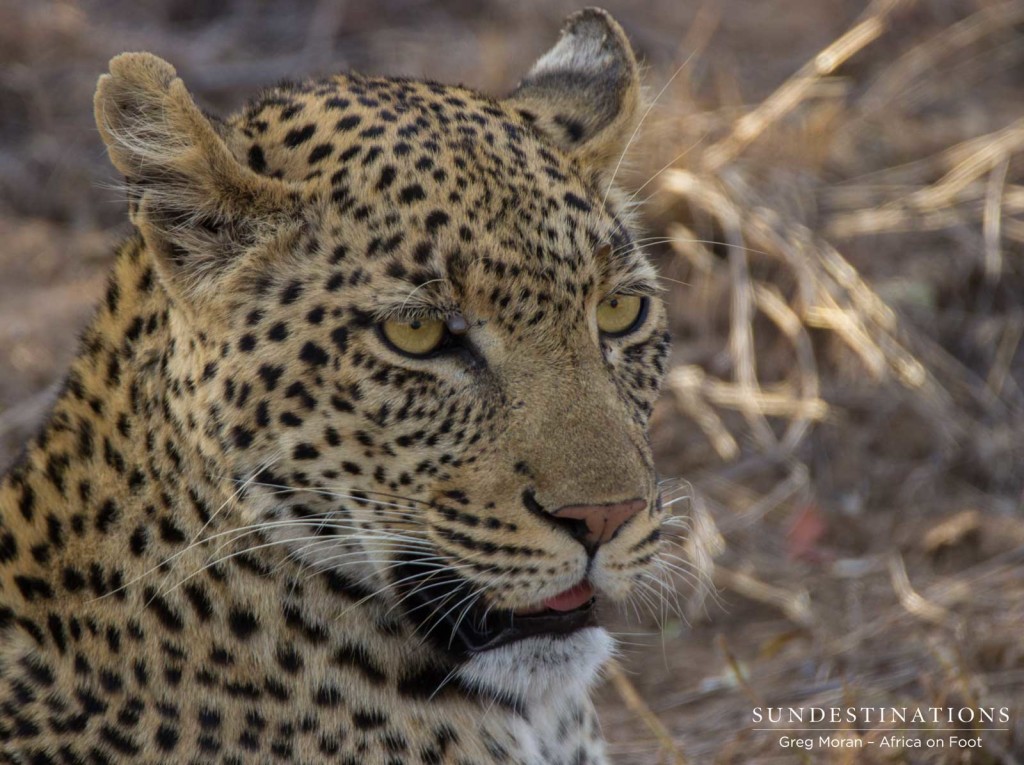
left=541, top=581, right=595, bottom=612
left=394, top=554, right=598, bottom=655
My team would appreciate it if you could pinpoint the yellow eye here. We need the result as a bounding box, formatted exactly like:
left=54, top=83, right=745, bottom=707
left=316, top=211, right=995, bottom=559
left=381, top=318, right=446, bottom=356
left=597, top=294, right=645, bottom=336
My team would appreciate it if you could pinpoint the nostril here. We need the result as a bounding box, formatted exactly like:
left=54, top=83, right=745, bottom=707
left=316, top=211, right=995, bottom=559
left=552, top=498, right=645, bottom=549
left=522, top=489, right=593, bottom=547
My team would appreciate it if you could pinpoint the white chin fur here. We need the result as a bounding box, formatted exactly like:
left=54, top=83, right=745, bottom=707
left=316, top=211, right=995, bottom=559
left=455, top=626, right=613, bottom=704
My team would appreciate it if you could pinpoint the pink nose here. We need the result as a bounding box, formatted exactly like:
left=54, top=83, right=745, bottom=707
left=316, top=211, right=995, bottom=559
left=550, top=498, right=646, bottom=548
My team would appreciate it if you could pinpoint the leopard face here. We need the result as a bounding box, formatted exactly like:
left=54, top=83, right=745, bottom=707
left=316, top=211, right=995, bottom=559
left=93, top=10, right=669, bottom=695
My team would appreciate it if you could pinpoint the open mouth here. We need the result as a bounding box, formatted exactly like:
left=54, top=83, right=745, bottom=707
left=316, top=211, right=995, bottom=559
left=393, top=553, right=597, bottom=656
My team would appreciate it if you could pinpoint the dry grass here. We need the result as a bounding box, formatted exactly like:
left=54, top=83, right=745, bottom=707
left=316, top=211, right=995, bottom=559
left=598, top=1, right=1024, bottom=762
left=1, top=1, right=1023, bottom=762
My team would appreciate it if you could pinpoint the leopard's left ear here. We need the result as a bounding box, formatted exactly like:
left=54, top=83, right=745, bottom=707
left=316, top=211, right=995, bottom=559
left=507, top=8, right=641, bottom=178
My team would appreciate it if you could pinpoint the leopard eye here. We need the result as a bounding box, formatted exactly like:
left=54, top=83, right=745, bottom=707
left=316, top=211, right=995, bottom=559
left=597, top=294, right=646, bottom=336
left=381, top=318, right=446, bottom=356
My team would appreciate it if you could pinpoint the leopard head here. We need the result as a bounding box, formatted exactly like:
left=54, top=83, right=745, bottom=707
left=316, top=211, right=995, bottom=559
left=94, top=8, right=670, bottom=699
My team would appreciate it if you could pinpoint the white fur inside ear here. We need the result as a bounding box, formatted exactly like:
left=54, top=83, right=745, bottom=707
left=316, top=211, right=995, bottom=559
left=455, top=626, right=614, bottom=706
left=526, top=14, right=618, bottom=80
left=509, top=9, right=640, bottom=169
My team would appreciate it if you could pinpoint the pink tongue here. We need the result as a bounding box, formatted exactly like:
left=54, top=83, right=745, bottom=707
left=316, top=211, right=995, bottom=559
left=542, top=582, right=595, bottom=612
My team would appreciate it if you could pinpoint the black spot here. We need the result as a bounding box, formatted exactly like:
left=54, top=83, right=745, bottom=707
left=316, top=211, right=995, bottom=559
left=425, top=210, right=450, bottom=232
left=0, top=530, right=17, bottom=564
left=352, top=709, right=386, bottom=730
left=154, top=723, right=179, bottom=752
left=198, top=706, right=222, bottom=729
left=412, top=242, right=432, bottom=264
left=399, top=184, right=426, bottom=204
left=14, top=575, right=53, bottom=602
left=227, top=608, right=259, bottom=640
left=555, top=115, right=586, bottom=142
left=338, top=145, right=360, bottom=163
left=98, top=669, right=123, bottom=693
left=335, top=115, right=361, bottom=131
left=45, top=454, right=69, bottom=495
left=133, top=659, right=149, bottom=687
left=143, top=588, right=184, bottom=632
left=283, top=124, right=316, bottom=147
left=293, top=443, right=320, bottom=460
left=183, top=584, right=214, bottom=621
left=314, top=685, right=343, bottom=707
left=159, top=517, right=186, bottom=544
left=329, top=244, right=347, bottom=264
left=299, top=342, right=329, bottom=366
left=280, top=281, right=304, bottom=305
left=330, top=327, right=349, bottom=354
left=334, top=643, right=386, bottom=685
left=308, top=143, right=333, bottom=163
left=563, top=191, right=592, bottom=212
left=232, top=427, right=254, bottom=449
left=62, top=566, right=86, bottom=592
left=258, top=364, right=284, bottom=391
left=248, top=146, right=267, bottom=173
left=377, top=166, right=396, bottom=190
left=330, top=395, right=354, bottom=413
left=95, top=499, right=119, bottom=534
left=255, top=401, right=270, bottom=427
left=129, top=525, right=148, bottom=556
left=276, top=644, right=303, bottom=674
left=105, top=282, right=120, bottom=313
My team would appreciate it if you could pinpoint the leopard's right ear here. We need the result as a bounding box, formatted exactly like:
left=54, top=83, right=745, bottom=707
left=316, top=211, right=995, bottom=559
left=94, top=53, right=300, bottom=301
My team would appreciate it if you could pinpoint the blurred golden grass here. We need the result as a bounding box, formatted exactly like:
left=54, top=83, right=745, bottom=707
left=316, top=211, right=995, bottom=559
left=604, top=1, right=1024, bottom=761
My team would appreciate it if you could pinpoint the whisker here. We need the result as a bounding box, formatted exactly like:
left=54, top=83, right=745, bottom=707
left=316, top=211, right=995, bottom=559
left=603, top=47, right=701, bottom=205
left=242, top=481, right=425, bottom=515
left=194, top=454, right=282, bottom=545
left=624, top=133, right=709, bottom=204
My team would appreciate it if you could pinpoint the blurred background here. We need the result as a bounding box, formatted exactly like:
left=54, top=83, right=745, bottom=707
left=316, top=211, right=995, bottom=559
left=2, top=0, right=1023, bottom=762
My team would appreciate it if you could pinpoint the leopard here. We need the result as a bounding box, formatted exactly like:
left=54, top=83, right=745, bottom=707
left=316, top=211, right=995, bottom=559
left=0, top=9, right=674, bottom=764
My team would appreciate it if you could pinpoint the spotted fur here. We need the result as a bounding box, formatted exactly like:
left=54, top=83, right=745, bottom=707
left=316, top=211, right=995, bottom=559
left=0, top=10, right=671, bottom=764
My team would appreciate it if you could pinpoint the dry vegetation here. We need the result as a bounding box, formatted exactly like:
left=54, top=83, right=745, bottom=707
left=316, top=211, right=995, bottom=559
left=2, top=1, right=1023, bottom=762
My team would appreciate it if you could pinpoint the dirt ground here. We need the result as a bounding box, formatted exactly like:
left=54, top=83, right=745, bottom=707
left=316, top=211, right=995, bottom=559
left=2, top=1, right=1023, bottom=762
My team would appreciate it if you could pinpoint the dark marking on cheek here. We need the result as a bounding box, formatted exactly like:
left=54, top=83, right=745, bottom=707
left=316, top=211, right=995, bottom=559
left=247, top=145, right=267, bottom=173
